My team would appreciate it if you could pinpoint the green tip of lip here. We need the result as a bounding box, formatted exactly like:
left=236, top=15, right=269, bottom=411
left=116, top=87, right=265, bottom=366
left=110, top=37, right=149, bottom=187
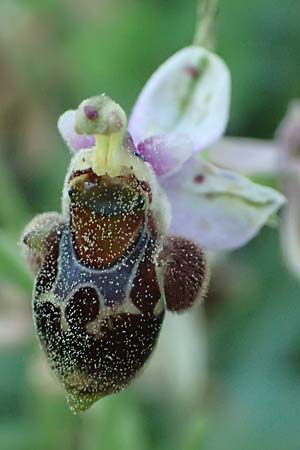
left=67, top=391, right=105, bottom=414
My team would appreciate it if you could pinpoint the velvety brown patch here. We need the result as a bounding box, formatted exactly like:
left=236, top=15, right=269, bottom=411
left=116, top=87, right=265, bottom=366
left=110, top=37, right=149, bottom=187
left=158, top=236, right=208, bottom=312
left=35, top=225, right=64, bottom=295
left=44, top=310, right=164, bottom=399
left=65, top=287, right=100, bottom=328
left=34, top=301, right=61, bottom=335
left=130, top=238, right=161, bottom=313
left=71, top=205, right=144, bottom=268
left=33, top=301, right=63, bottom=364
left=69, top=172, right=147, bottom=268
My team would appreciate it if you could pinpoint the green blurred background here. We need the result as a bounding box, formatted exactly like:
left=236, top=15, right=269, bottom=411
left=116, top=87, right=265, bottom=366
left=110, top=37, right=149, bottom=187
left=1, top=0, right=300, bottom=449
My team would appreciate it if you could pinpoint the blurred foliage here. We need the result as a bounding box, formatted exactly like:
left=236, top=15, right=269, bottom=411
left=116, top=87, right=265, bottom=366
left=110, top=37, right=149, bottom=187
left=0, top=0, right=300, bottom=449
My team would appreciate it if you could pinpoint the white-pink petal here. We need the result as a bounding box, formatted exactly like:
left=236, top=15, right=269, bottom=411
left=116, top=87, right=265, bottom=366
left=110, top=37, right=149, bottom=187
left=206, top=137, right=279, bottom=176
left=58, top=110, right=95, bottom=153
left=137, top=134, right=193, bottom=177
left=129, top=46, right=230, bottom=153
left=281, top=176, right=300, bottom=279
left=162, top=158, right=285, bottom=251
left=276, top=99, right=300, bottom=156
left=276, top=99, right=300, bottom=174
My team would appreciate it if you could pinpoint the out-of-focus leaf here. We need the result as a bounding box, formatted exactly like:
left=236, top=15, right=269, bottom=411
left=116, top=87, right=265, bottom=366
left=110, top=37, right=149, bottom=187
left=204, top=231, right=300, bottom=450
left=182, top=416, right=208, bottom=450
left=0, top=157, right=31, bottom=233
left=83, top=394, right=151, bottom=450
left=0, top=230, right=32, bottom=294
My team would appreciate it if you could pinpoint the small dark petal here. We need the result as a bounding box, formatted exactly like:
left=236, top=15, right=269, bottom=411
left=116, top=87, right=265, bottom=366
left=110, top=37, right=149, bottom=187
left=158, top=236, right=208, bottom=312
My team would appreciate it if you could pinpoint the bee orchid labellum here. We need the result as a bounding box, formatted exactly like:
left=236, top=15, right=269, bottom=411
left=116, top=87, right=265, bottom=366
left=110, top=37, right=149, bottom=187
left=22, top=94, right=208, bottom=413
left=22, top=47, right=284, bottom=413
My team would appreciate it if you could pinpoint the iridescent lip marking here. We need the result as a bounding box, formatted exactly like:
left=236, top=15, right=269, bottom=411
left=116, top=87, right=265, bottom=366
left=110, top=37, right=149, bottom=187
left=68, top=173, right=146, bottom=216
left=53, top=224, right=151, bottom=308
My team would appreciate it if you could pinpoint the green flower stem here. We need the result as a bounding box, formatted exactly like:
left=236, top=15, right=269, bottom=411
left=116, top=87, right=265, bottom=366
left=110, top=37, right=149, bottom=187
left=193, top=0, right=219, bottom=50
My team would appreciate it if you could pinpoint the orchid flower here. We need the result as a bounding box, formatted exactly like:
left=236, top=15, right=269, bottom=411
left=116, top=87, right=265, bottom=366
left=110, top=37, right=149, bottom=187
left=58, top=46, right=285, bottom=252
left=207, top=99, right=300, bottom=277
left=21, top=42, right=287, bottom=412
